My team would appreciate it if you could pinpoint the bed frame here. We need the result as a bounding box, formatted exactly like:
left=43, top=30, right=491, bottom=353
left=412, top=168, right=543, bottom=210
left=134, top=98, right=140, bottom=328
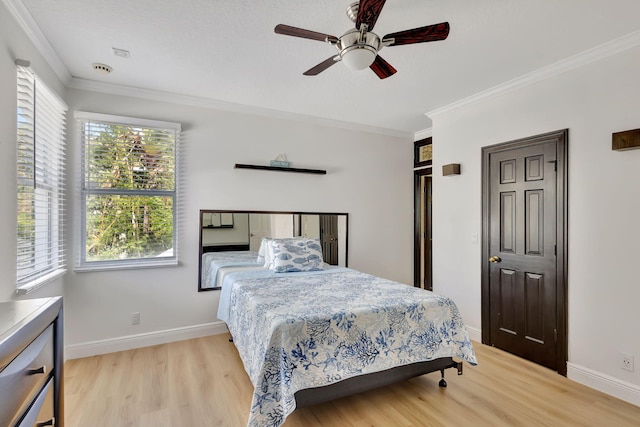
left=229, top=337, right=462, bottom=407
left=294, top=357, right=463, bottom=407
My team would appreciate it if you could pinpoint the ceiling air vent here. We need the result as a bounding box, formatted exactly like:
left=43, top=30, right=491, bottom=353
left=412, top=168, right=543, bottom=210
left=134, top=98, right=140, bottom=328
left=92, top=63, right=113, bottom=74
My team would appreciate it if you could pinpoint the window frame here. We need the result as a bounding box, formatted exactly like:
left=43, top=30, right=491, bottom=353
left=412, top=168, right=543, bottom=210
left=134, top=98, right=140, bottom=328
left=75, top=111, right=181, bottom=271
left=16, top=64, right=68, bottom=294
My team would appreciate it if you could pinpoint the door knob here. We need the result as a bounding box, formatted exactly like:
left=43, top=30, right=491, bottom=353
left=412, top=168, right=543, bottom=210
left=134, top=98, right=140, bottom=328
left=489, top=256, right=501, bottom=263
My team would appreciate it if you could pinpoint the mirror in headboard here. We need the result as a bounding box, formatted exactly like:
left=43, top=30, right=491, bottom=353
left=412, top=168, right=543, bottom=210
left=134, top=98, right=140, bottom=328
left=198, top=210, right=348, bottom=291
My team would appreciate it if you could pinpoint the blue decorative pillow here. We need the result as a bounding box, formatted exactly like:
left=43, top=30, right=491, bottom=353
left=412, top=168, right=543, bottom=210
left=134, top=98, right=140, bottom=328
left=269, top=238, right=324, bottom=273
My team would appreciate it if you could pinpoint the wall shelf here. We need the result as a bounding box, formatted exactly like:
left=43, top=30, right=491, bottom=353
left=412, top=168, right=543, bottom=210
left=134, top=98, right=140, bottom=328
left=234, top=163, right=327, bottom=175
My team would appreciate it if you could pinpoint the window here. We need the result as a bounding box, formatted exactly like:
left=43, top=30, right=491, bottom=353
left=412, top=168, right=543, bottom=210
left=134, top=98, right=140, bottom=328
left=76, top=112, right=181, bottom=270
left=16, top=64, right=67, bottom=293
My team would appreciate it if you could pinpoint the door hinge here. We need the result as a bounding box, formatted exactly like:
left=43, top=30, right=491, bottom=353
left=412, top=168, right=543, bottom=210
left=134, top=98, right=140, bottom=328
left=548, top=160, right=558, bottom=172
left=554, top=329, right=558, bottom=343
left=554, top=244, right=557, bottom=256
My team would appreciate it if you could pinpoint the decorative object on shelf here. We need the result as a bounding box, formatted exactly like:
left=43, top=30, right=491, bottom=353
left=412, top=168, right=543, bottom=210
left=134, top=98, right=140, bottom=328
left=612, top=128, right=640, bottom=151
left=415, top=137, right=432, bottom=167
left=442, top=163, right=461, bottom=176
left=270, top=153, right=291, bottom=168
left=234, top=163, right=327, bottom=175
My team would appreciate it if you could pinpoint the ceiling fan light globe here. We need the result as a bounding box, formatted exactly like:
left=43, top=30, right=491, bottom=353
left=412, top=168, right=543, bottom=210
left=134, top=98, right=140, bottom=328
left=341, top=45, right=376, bottom=71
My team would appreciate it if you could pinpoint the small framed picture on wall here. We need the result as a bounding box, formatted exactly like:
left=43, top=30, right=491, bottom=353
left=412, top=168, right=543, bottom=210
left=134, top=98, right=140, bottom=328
left=414, top=138, right=432, bottom=167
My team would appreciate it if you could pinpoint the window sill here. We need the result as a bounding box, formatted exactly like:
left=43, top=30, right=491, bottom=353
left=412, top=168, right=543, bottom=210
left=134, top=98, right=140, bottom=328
left=74, top=259, right=179, bottom=273
left=16, top=268, right=67, bottom=295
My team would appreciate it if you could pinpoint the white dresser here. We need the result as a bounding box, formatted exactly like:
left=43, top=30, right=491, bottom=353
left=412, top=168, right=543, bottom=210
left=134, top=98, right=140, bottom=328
left=0, top=297, right=63, bottom=427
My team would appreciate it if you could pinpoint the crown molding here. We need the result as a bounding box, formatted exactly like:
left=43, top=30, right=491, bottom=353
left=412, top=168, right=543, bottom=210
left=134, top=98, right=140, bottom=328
left=4, top=0, right=409, bottom=140
left=414, top=128, right=432, bottom=141
left=67, top=77, right=411, bottom=139
left=426, top=29, right=640, bottom=119
left=3, top=0, right=71, bottom=84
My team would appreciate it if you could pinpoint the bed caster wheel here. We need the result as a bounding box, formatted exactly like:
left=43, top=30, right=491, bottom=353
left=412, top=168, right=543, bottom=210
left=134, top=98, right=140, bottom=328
left=439, top=378, right=447, bottom=388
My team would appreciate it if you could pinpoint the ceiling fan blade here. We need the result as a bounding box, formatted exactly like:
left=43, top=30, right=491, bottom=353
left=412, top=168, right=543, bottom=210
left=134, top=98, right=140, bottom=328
left=303, top=56, right=341, bottom=76
left=356, top=0, right=387, bottom=30
left=275, top=24, right=338, bottom=43
left=369, top=55, right=397, bottom=79
left=384, top=22, right=450, bottom=46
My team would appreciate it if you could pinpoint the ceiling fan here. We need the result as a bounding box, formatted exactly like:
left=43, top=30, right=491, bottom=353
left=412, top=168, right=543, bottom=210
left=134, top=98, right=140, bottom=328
left=274, top=0, right=450, bottom=79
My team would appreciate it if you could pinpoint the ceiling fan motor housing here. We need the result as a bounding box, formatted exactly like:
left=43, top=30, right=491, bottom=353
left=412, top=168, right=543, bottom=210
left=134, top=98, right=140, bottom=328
left=337, top=28, right=381, bottom=70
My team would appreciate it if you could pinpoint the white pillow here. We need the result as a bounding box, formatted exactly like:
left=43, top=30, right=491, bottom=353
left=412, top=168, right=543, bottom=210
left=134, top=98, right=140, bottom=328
left=257, top=237, right=271, bottom=265
left=269, top=238, right=324, bottom=273
left=263, top=238, right=276, bottom=269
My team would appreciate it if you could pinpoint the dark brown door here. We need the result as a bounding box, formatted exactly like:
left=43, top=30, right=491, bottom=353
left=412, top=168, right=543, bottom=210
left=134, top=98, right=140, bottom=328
left=482, top=130, right=568, bottom=373
left=423, top=175, right=433, bottom=291
left=414, top=168, right=432, bottom=290
left=319, top=215, right=338, bottom=265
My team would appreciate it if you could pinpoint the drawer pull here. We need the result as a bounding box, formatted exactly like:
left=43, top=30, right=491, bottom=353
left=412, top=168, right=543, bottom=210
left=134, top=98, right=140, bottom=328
left=36, top=418, right=55, bottom=426
left=28, top=365, right=47, bottom=375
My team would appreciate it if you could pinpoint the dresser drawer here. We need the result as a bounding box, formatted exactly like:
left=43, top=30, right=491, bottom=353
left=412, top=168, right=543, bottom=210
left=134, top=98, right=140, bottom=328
left=17, top=378, right=55, bottom=427
left=0, top=325, right=54, bottom=427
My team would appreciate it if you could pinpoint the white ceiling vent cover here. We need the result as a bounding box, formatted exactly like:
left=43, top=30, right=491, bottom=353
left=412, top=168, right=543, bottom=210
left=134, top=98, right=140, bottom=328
left=92, top=63, right=113, bottom=74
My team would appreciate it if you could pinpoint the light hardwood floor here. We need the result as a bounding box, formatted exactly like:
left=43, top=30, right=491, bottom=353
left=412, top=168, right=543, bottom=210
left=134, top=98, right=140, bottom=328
left=64, top=334, right=640, bottom=426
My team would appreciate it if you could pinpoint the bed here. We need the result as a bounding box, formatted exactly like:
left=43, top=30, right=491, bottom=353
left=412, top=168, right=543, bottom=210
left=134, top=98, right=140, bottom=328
left=201, top=250, right=262, bottom=289
left=217, top=240, right=477, bottom=427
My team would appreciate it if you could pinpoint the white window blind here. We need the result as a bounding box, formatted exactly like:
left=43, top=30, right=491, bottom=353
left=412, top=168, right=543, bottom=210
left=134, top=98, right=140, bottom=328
left=76, top=112, right=181, bottom=270
left=16, top=64, right=67, bottom=292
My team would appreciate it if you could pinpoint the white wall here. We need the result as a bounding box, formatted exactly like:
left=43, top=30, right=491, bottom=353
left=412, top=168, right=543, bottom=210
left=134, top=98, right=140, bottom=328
left=202, top=213, right=250, bottom=246
left=5, top=0, right=640, bottom=406
left=63, top=88, right=414, bottom=348
left=431, top=45, right=640, bottom=401
left=2, top=2, right=413, bottom=355
left=0, top=1, right=65, bottom=302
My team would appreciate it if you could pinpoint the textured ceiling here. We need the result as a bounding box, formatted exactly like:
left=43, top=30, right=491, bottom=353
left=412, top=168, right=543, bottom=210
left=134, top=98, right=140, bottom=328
left=13, top=0, right=640, bottom=135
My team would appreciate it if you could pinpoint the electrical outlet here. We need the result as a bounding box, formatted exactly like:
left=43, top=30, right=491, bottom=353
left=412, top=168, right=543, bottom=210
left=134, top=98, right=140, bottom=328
left=620, top=352, right=634, bottom=372
left=131, top=312, right=140, bottom=325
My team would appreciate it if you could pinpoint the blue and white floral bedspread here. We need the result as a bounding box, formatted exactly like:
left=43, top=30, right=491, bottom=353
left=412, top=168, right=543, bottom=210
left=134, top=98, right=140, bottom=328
left=217, top=266, right=345, bottom=324
left=201, top=251, right=260, bottom=289
left=226, top=268, right=477, bottom=427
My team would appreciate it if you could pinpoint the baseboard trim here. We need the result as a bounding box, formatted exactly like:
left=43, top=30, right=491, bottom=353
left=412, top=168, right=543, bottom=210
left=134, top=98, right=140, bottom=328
left=65, top=321, right=228, bottom=360
left=466, top=325, right=482, bottom=343
left=567, top=362, right=640, bottom=407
